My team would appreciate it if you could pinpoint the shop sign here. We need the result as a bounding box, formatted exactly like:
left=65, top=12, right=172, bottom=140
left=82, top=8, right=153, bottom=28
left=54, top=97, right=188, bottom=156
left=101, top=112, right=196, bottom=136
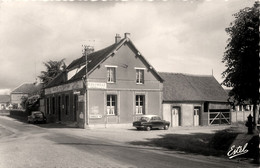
left=87, top=82, right=107, bottom=89
left=73, top=91, right=81, bottom=95
left=90, top=115, right=102, bottom=119
left=45, top=81, right=83, bottom=94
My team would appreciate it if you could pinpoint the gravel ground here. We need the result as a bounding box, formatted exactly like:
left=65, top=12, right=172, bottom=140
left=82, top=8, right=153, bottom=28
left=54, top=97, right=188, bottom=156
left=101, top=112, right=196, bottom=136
left=47, top=124, right=232, bottom=145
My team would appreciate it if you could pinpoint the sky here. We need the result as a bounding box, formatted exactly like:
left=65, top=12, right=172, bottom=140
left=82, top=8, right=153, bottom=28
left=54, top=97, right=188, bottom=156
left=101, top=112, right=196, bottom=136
left=0, top=0, right=256, bottom=95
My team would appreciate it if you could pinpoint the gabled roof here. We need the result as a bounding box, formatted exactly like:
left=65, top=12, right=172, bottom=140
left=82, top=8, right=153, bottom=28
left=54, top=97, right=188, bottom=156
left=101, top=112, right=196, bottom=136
left=11, top=83, right=43, bottom=95
left=159, top=72, right=228, bottom=102
left=0, top=95, right=10, bottom=103
left=46, top=36, right=163, bottom=88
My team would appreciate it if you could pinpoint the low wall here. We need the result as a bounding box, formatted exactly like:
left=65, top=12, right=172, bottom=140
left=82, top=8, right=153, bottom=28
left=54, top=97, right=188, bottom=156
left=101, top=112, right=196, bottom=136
left=9, top=110, right=29, bottom=120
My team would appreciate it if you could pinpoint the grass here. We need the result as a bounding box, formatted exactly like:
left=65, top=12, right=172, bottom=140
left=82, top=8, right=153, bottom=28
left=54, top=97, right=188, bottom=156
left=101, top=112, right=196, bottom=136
left=129, top=125, right=246, bottom=157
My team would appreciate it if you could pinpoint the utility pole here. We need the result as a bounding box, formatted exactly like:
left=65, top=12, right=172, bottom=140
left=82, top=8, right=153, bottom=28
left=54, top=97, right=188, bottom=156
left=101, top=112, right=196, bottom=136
left=82, top=45, right=89, bottom=129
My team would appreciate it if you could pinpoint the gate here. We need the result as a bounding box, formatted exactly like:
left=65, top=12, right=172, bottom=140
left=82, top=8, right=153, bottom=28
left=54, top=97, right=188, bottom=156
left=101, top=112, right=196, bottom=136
left=209, top=112, right=231, bottom=125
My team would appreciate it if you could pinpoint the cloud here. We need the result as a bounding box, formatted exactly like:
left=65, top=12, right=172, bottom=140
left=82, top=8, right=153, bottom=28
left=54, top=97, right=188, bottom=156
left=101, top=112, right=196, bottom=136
left=0, top=89, right=11, bottom=95
left=0, top=0, right=255, bottom=90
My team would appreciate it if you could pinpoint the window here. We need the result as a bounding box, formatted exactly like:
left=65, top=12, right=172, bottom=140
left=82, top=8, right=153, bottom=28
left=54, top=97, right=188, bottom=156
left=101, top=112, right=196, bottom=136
left=46, top=98, right=50, bottom=115
left=65, top=95, right=69, bottom=115
left=136, top=95, right=145, bottom=114
left=107, top=95, right=117, bottom=115
left=107, top=67, right=116, bottom=83
left=136, top=69, right=144, bottom=84
left=194, top=107, right=201, bottom=115
left=52, top=97, right=55, bottom=114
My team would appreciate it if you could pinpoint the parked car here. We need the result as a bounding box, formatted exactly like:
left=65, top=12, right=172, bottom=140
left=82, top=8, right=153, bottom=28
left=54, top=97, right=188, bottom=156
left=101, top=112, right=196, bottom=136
left=133, top=115, right=170, bottom=131
left=28, top=111, right=47, bottom=124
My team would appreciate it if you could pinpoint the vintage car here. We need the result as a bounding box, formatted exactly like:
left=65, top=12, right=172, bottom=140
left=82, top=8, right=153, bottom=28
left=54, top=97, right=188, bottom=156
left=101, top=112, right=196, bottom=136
left=133, top=115, right=170, bottom=131
left=28, top=111, right=47, bottom=124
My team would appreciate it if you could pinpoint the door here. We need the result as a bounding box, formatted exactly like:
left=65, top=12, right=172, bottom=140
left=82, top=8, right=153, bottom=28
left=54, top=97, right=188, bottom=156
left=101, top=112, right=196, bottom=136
left=151, top=116, right=164, bottom=128
left=194, top=107, right=200, bottom=126
left=73, top=95, right=78, bottom=122
left=171, top=107, right=179, bottom=127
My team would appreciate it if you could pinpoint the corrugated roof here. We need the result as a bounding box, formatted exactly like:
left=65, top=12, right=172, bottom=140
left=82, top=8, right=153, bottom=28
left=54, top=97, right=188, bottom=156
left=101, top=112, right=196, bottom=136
left=0, top=95, right=10, bottom=103
left=159, top=72, right=228, bottom=102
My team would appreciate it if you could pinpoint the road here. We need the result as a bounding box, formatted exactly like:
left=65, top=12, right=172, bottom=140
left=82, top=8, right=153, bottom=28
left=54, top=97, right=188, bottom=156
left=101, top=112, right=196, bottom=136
left=0, top=116, right=253, bottom=168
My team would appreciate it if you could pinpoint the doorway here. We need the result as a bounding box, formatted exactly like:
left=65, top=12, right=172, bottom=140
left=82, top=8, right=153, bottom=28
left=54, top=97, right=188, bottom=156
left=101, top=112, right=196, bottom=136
left=171, top=107, right=180, bottom=127
left=73, top=95, right=78, bottom=122
left=58, top=96, right=61, bottom=121
left=194, top=107, right=200, bottom=126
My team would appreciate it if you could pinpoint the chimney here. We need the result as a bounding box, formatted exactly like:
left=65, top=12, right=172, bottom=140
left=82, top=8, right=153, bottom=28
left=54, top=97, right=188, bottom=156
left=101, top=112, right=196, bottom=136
left=124, top=32, right=130, bottom=39
left=115, top=34, right=121, bottom=43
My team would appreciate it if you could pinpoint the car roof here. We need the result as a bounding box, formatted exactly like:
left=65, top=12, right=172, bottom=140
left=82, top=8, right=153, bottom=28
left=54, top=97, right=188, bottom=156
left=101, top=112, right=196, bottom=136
left=32, top=111, right=42, bottom=114
left=141, top=115, right=159, bottom=118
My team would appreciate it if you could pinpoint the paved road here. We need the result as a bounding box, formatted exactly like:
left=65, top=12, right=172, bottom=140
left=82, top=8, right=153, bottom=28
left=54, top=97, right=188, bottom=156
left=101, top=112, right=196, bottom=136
left=0, top=116, right=254, bottom=168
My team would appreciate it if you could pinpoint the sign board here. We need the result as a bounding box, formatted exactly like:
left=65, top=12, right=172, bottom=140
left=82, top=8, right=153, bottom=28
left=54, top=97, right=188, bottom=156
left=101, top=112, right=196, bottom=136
left=45, top=80, right=83, bottom=95
left=73, top=91, right=81, bottom=95
left=78, top=95, right=84, bottom=102
left=79, top=112, right=84, bottom=119
left=90, top=115, right=102, bottom=119
left=87, top=82, right=107, bottom=89
left=90, top=106, right=102, bottom=118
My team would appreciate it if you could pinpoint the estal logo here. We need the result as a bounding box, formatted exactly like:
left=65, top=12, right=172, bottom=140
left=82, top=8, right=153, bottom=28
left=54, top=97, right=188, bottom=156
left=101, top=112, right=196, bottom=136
left=227, top=143, right=249, bottom=159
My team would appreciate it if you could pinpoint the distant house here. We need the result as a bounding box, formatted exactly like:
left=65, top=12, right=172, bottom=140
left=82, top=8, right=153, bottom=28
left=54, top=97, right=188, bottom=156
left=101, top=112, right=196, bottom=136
left=159, top=72, right=230, bottom=127
left=11, top=83, right=43, bottom=109
left=44, top=33, right=163, bottom=127
left=0, top=95, right=10, bottom=110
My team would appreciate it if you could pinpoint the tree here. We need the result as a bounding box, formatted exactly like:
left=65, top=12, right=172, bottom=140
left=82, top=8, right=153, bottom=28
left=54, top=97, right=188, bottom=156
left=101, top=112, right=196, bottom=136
left=38, top=59, right=66, bottom=86
left=222, top=2, right=259, bottom=128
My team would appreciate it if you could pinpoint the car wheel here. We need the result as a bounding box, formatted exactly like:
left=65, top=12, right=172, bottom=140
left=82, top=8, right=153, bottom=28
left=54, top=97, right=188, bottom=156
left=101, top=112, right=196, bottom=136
left=164, top=125, right=169, bottom=130
left=137, top=128, right=141, bottom=130
left=146, top=126, right=151, bottom=131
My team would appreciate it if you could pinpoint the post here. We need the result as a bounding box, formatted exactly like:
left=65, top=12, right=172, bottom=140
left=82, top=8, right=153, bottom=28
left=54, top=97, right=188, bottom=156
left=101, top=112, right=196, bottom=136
left=246, top=114, right=254, bottom=134
left=83, top=45, right=89, bottom=129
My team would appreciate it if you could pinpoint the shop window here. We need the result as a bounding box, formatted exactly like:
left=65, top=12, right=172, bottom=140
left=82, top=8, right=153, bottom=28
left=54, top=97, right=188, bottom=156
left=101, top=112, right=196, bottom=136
left=107, top=95, right=117, bottom=115
left=46, top=98, right=50, bottom=115
left=204, top=102, right=209, bottom=112
left=65, top=95, right=70, bottom=115
left=51, top=97, right=55, bottom=114
left=107, top=67, right=116, bottom=83
left=136, top=69, right=144, bottom=84
left=136, top=95, right=145, bottom=114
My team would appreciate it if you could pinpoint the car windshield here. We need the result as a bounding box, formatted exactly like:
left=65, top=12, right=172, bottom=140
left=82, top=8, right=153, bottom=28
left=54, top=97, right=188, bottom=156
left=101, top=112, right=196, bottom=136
left=139, top=117, right=150, bottom=122
left=34, top=113, right=43, bottom=117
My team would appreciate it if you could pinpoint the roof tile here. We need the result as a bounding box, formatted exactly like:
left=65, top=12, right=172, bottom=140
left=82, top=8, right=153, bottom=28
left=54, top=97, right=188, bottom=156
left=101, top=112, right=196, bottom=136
left=159, top=72, right=228, bottom=102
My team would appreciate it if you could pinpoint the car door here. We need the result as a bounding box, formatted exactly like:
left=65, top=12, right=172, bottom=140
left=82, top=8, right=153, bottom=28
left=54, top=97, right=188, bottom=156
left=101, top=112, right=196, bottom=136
left=151, top=117, right=163, bottom=128
left=155, top=117, right=164, bottom=128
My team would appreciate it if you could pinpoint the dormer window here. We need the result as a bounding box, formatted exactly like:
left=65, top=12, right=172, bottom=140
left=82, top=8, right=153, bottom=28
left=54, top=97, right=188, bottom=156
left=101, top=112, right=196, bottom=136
left=135, top=68, right=145, bottom=84
left=106, top=65, right=117, bottom=83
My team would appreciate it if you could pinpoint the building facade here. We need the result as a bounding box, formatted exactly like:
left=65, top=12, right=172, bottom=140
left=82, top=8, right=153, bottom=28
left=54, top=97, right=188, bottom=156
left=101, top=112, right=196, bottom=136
left=0, top=95, right=10, bottom=110
left=11, top=83, right=42, bottom=109
left=44, top=33, right=163, bottom=128
left=159, top=72, right=230, bottom=127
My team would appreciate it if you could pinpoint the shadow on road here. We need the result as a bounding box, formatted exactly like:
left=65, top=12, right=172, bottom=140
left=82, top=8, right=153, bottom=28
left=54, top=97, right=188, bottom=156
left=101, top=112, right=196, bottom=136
left=128, top=133, right=225, bottom=157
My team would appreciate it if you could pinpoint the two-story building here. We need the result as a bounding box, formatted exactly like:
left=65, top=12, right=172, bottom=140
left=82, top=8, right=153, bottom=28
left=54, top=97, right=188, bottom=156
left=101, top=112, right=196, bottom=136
left=44, top=33, right=163, bottom=128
